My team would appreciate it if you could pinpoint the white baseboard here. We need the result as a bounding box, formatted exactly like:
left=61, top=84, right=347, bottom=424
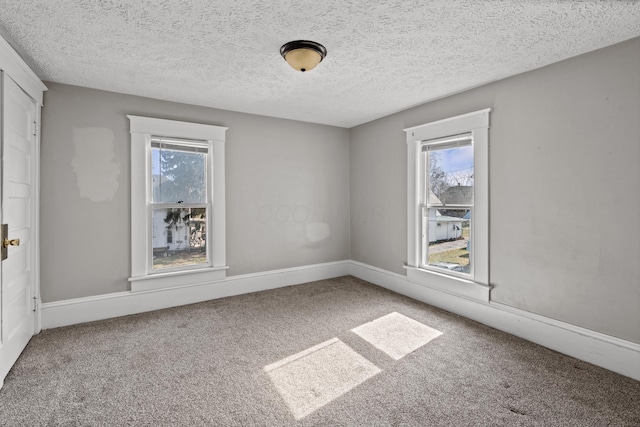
left=348, top=261, right=640, bottom=381
left=41, top=260, right=350, bottom=329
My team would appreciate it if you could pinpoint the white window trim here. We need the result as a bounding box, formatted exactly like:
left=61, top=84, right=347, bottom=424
left=127, top=115, right=228, bottom=292
left=404, top=108, right=491, bottom=302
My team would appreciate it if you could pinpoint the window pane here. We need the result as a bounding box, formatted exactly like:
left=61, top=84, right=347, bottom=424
left=425, top=208, right=471, bottom=275
left=152, top=147, right=207, bottom=203
left=427, top=144, right=473, bottom=203
left=152, top=207, right=207, bottom=270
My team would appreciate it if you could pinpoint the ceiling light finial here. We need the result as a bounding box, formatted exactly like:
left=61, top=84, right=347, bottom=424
left=280, top=40, right=327, bottom=72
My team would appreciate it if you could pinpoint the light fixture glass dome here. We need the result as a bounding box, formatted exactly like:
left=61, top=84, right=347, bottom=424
left=280, top=40, right=327, bottom=72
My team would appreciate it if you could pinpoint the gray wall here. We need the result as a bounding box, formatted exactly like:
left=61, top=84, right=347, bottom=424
left=350, top=37, right=640, bottom=343
left=41, top=83, right=350, bottom=302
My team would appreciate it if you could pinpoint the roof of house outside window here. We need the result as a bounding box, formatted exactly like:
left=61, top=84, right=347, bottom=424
left=440, top=185, right=473, bottom=205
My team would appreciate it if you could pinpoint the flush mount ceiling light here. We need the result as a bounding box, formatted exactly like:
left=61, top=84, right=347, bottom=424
left=280, top=40, right=327, bottom=72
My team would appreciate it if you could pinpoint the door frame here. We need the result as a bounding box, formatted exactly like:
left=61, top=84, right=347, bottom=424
left=32, top=96, right=42, bottom=334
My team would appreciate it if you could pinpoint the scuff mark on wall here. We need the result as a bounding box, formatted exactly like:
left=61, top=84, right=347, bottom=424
left=71, top=127, right=120, bottom=202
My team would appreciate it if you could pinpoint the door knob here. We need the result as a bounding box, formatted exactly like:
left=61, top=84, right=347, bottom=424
left=3, top=238, right=20, bottom=247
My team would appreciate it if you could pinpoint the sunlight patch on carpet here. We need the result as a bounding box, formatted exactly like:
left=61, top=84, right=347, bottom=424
left=264, top=338, right=381, bottom=419
left=351, top=312, right=443, bottom=360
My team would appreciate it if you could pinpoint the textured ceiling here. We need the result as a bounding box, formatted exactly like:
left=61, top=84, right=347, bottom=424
left=1, top=1, right=639, bottom=128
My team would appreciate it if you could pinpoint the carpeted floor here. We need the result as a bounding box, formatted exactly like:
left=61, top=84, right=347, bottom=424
left=0, top=276, right=638, bottom=426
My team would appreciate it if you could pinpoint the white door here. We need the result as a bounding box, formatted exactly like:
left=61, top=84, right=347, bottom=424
left=0, top=73, right=38, bottom=387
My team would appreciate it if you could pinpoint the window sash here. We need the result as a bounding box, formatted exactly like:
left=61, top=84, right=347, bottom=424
left=150, top=142, right=209, bottom=204
left=149, top=204, right=211, bottom=274
left=420, top=204, right=473, bottom=212
left=422, top=133, right=472, bottom=151
left=419, top=206, right=472, bottom=278
left=151, top=136, right=208, bottom=153
left=150, top=203, right=209, bottom=209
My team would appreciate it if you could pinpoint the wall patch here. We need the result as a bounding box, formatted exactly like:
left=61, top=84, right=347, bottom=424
left=71, top=127, right=120, bottom=202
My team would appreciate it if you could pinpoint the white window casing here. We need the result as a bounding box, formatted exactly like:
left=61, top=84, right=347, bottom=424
left=128, top=115, right=228, bottom=292
left=404, top=108, right=491, bottom=302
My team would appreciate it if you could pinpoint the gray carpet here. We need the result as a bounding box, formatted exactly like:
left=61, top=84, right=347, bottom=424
left=1, top=276, right=638, bottom=426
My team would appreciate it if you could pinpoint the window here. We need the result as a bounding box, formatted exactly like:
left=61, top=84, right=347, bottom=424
left=151, top=137, right=208, bottom=271
left=405, top=109, right=491, bottom=301
left=421, top=134, right=473, bottom=276
left=128, top=116, right=227, bottom=292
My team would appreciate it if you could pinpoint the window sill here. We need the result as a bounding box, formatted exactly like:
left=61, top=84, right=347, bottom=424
left=403, top=265, right=490, bottom=302
left=129, top=266, right=228, bottom=292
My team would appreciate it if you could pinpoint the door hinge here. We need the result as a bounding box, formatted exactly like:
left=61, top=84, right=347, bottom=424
left=33, top=296, right=38, bottom=312
left=33, top=121, right=38, bottom=136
